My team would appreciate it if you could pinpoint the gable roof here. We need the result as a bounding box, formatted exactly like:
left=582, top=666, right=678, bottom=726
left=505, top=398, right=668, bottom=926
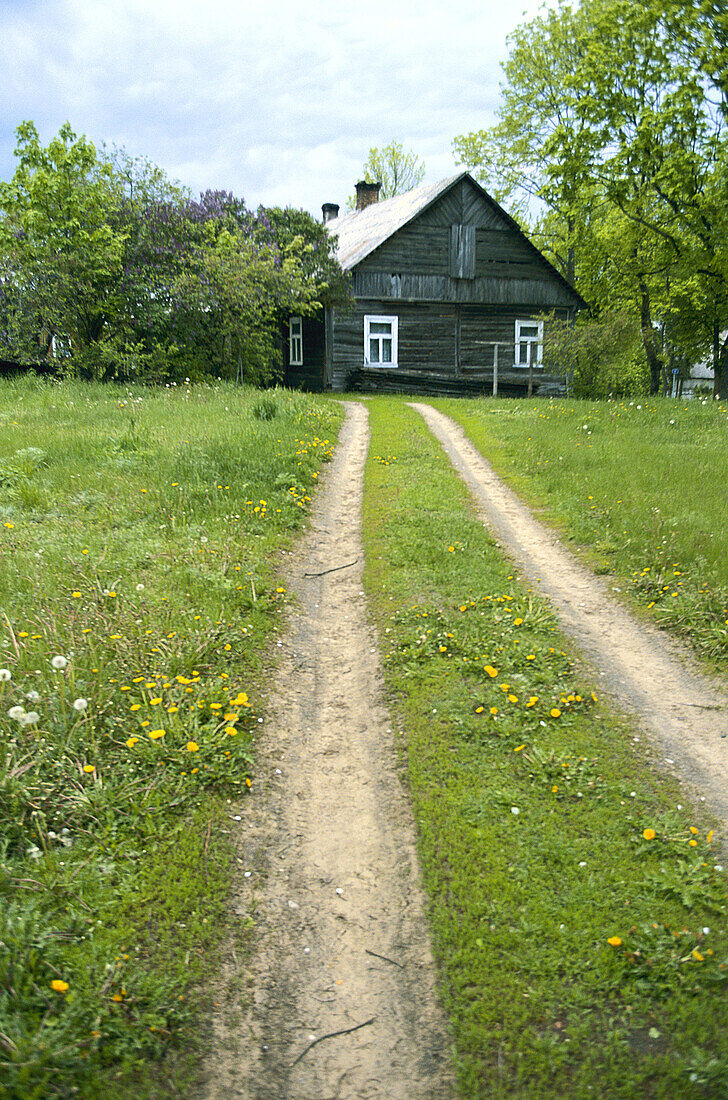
left=325, top=171, right=586, bottom=309
left=325, top=173, right=465, bottom=270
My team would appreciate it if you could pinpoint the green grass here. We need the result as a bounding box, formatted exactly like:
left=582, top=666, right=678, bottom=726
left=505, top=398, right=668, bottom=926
left=0, top=377, right=343, bottom=1098
left=361, top=397, right=728, bottom=1098
left=431, top=395, right=728, bottom=669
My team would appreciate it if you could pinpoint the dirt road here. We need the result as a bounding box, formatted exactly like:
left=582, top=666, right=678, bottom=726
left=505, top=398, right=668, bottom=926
left=412, top=402, right=728, bottom=825
left=203, top=402, right=455, bottom=1099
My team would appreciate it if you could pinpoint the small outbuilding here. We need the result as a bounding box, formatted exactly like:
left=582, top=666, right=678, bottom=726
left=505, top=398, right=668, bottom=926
left=284, top=171, right=584, bottom=396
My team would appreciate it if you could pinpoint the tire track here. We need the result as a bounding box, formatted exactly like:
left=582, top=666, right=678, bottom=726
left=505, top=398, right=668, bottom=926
left=412, top=401, right=728, bottom=827
left=203, top=401, right=455, bottom=1099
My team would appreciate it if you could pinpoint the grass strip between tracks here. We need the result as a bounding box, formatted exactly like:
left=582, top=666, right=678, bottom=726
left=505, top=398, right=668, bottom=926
left=361, top=397, right=728, bottom=1098
left=0, top=378, right=342, bottom=1098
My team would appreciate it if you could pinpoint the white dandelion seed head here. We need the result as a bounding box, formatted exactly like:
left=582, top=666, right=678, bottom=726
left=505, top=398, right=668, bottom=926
left=8, top=705, right=26, bottom=721
left=22, top=711, right=40, bottom=725
left=0, top=669, right=11, bottom=682
left=25, top=690, right=40, bottom=702
left=511, top=806, right=520, bottom=815
left=135, top=583, right=145, bottom=591
left=73, top=698, right=88, bottom=712
left=51, top=656, right=68, bottom=670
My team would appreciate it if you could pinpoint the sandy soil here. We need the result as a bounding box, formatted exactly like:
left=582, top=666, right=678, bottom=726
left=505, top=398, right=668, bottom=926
left=202, top=402, right=455, bottom=1100
left=411, top=402, right=728, bottom=827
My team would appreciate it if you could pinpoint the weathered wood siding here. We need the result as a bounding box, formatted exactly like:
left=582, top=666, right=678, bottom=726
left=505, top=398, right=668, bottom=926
left=284, top=316, right=325, bottom=391
left=330, top=300, right=570, bottom=391
left=327, top=174, right=582, bottom=395
left=351, top=176, right=574, bottom=308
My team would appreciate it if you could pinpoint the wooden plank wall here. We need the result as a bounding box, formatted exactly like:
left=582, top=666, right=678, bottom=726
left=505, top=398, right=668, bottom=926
left=353, top=176, right=578, bottom=308
left=330, top=301, right=570, bottom=390
left=284, top=316, right=325, bottom=392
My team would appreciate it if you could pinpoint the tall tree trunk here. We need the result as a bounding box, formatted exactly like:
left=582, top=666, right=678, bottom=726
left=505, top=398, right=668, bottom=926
left=639, top=280, right=663, bottom=395
left=714, top=321, right=728, bottom=400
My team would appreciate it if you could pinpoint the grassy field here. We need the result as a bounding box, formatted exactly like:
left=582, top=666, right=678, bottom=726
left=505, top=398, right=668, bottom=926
left=432, top=396, right=728, bottom=670
left=362, top=397, right=728, bottom=1097
left=0, top=378, right=342, bottom=1098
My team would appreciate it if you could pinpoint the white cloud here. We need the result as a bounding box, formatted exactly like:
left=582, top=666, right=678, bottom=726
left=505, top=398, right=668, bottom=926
left=1, top=0, right=554, bottom=214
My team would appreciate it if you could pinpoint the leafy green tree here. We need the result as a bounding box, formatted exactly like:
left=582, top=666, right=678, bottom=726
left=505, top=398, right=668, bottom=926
left=456, top=0, right=728, bottom=395
left=355, top=141, right=425, bottom=202
left=0, top=121, right=126, bottom=365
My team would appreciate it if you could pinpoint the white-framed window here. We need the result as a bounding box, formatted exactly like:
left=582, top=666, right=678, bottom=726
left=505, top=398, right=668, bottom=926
left=289, top=316, right=303, bottom=366
left=515, top=319, right=543, bottom=367
left=364, top=314, right=398, bottom=367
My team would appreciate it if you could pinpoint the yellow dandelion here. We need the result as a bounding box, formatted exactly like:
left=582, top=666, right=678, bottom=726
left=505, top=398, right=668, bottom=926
left=130, top=703, right=141, bottom=711
left=692, top=949, right=705, bottom=961
left=51, top=979, right=69, bottom=993
left=689, top=826, right=699, bottom=835
left=508, top=693, right=519, bottom=703
left=689, top=839, right=698, bottom=847
left=126, top=737, right=139, bottom=748
left=514, top=744, right=525, bottom=752
left=643, top=828, right=656, bottom=840
left=475, top=706, right=485, bottom=714
left=552, top=785, right=558, bottom=793
left=72, top=591, right=82, bottom=599
left=490, top=706, right=498, bottom=715
left=484, top=665, right=498, bottom=678
left=149, top=729, right=165, bottom=740
left=550, top=708, right=561, bottom=718
left=607, top=936, right=622, bottom=947
left=245, top=777, right=252, bottom=788
left=186, top=742, right=199, bottom=752
left=526, top=696, right=539, bottom=707
left=83, top=764, right=95, bottom=773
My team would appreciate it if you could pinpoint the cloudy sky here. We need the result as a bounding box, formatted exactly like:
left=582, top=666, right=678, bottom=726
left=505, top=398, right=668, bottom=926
left=1, top=0, right=549, bottom=216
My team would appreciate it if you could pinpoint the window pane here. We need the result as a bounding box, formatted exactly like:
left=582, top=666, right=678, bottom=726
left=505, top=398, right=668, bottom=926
left=382, top=338, right=392, bottom=362
left=520, top=325, right=539, bottom=338
left=518, top=342, right=528, bottom=364
left=370, top=322, right=392, bottom=334
left=369, top=338, right=379, bottom=362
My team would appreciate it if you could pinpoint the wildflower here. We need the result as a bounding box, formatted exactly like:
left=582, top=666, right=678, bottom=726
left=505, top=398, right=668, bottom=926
left=73, top=698, right=88, bottom=712
left=643, top=828, right=656, bottom=840
left=514, top=744, right=525, bottom=752
left=22, top=711, right=39, bottom=725
left=475, top=706, right=485, bottom=714
left=83, top=764, right=95, bottom=773
left=552, top=785, right=558, bottom=793
left=51, top=980, right=69, bottom=993
left=0, top=669, right=11, bottom=682
left=25, top=690, right=40, bottom=702
left=689, top=839, right=698, bottom=847
left=225, top=726, right=238, bottom=736
left=72, top=591, right=82, bottom=599
left=514, top=617, right=523, bottom=626
left=186, top=742, right=199, bottom=752
left=692, top=949, right=705, bottom=962
left=8, top=705, right=26, bottom=721
left=507, top=693, right=519, bottom=703
left=526, top=696, right=539, bottom=707
left=607, top=936, right=622, bottom=947
left=245, top=777, right=252, bottom=788
left=136, top=583, right=145, bottom=591
left=51, top=656, right=68, bottom=670
left=126, top=737, right=139, bottom=748
left=550, top=708, right=561, bottom=718
left=130, top=703, right=141, bottom=711
left=489, top=706, right=498, bottom=715
left=689, top=826, right=699, bottom=835
left=484, top=665, right=498, bottom=678
left=149, top=729, right=165, bottom=739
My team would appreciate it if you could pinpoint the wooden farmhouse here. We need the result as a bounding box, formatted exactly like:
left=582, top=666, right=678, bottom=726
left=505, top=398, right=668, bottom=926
left=284, top=171, right=584, bottom=396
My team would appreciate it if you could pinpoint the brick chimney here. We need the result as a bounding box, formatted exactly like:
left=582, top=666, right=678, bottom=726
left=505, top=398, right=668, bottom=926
left=355, top=180, right=381, bottom=211
left=322, top=202, right=339, bottom=224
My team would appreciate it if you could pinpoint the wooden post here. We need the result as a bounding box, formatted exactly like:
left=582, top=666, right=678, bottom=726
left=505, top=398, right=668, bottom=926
left=492, top=343, right=499, bottom=397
